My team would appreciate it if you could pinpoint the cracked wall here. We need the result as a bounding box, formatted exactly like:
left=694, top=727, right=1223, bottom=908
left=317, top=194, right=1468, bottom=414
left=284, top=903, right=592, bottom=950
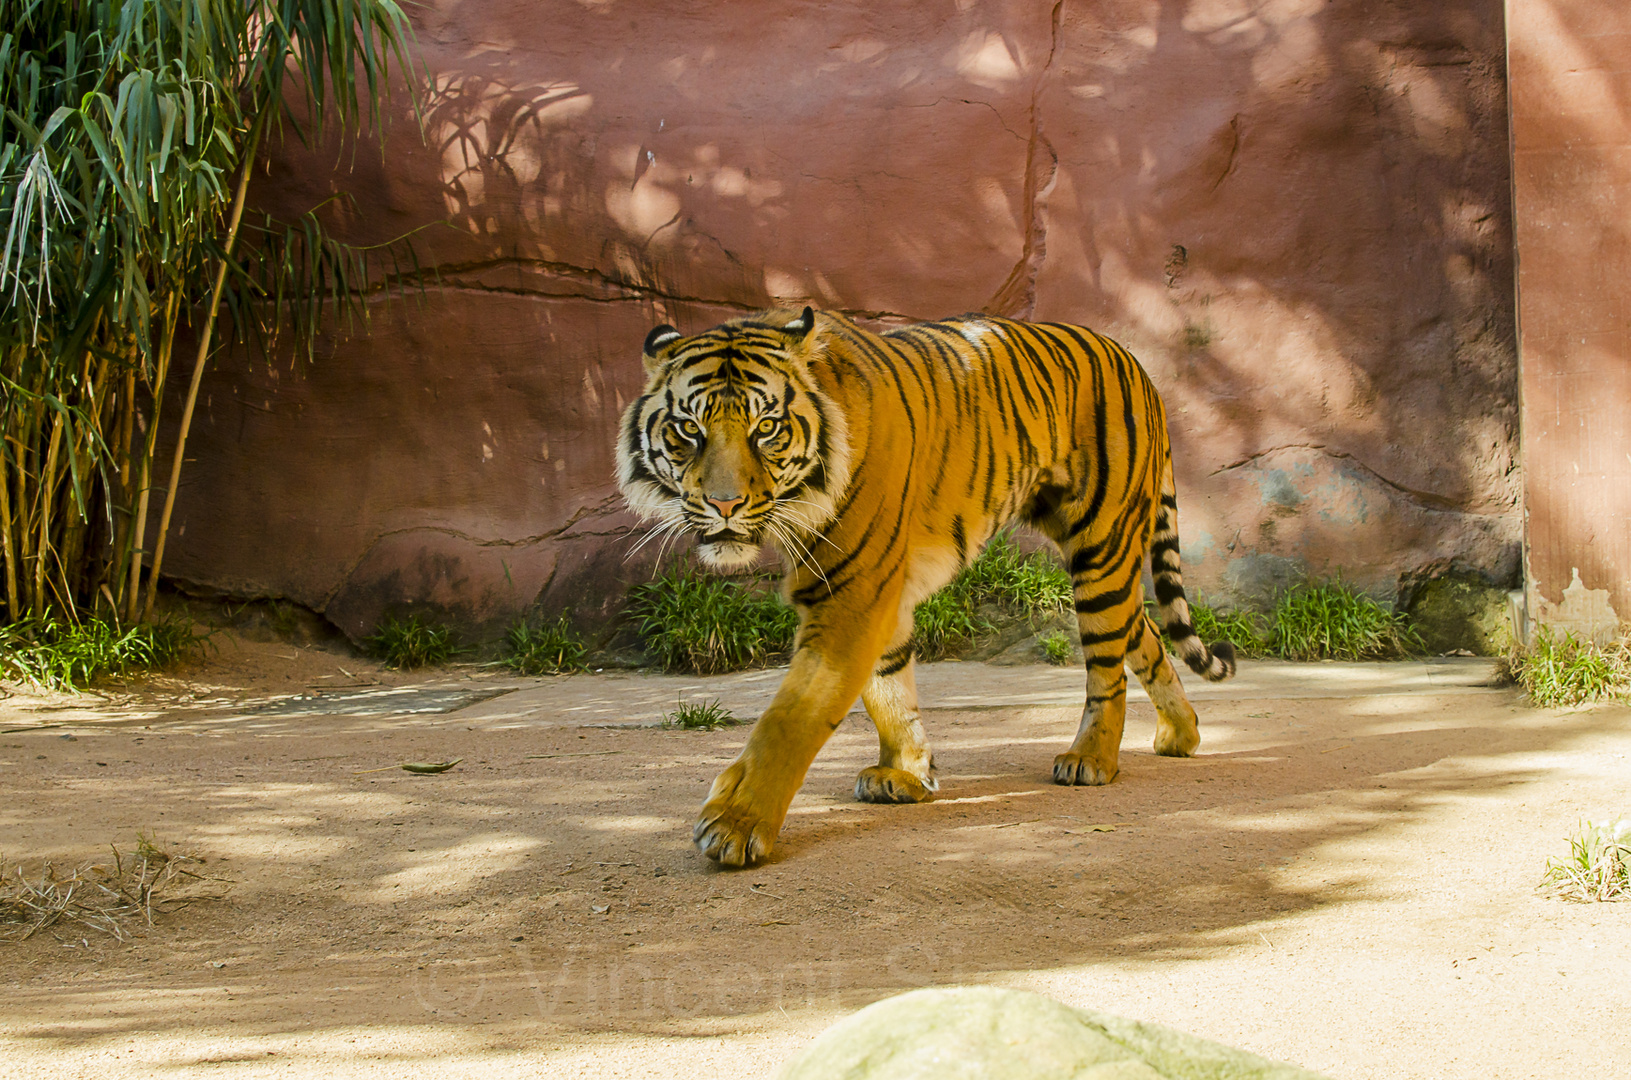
left=160, top=0, right=1519, bottom=638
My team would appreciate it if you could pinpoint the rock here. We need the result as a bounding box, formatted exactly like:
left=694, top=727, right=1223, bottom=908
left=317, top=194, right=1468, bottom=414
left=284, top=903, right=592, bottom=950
left=778, top=987, right=1329, bottom=1080
left=963, top=615, right=1039, bottom=663
left=986, top=635, right=1048, bottom=666
left=1408, top=575, right=1516, bottom=655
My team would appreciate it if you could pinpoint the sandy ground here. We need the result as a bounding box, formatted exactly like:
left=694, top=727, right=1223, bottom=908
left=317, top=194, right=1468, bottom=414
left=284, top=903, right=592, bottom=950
left=1, top=633, right=1629, bottom=1079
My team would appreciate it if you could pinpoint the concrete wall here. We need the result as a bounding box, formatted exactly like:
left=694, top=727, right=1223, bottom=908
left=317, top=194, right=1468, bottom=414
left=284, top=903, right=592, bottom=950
left=1508, top=0, right=1631, bottom=644
left=160, top=0, right=1521, bottom=640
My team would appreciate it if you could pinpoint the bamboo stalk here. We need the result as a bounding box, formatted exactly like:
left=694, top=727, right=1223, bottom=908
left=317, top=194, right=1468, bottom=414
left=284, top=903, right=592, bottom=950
left=110, top=364, right=137, bottom=613
left=16, top=362, right=48, bottom=614
left=126, top=294, right=180, bottom=623
left=34, top=409, right=64, bottom=618
left=143, top=119, right=263, bottom=620
left=60, top=349, right=111, bottom=607
left=0, top=364, right=18, bottom=623
left=118, top=367, right=136, bottom=491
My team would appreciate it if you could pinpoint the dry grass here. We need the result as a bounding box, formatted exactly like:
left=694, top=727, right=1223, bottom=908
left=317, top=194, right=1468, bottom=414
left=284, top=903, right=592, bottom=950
left=0, top=835, right=231, bottom=944
left=1539, top=819, right=1631, bottom=903
left=1505, top=629, right=1631, bottom=707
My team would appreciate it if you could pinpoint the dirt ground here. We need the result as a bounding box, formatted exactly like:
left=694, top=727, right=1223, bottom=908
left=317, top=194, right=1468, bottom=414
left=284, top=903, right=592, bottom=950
left=2, top=632, right=1629, bottom=1079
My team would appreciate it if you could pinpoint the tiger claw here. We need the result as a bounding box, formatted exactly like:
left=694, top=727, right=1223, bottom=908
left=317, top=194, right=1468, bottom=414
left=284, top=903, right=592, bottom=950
left=694, top=763, right=779, bottom=866
left=1053, top=752, right=1117, bottom=786
left=854, top=765, right=936, bottom=804
left=693, top=813, right=773, bottom=866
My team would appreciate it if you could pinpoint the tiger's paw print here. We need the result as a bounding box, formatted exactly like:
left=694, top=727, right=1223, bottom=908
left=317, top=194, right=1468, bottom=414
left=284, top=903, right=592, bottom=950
left=854, top=766, right=936, bottom=804
left=1053, top=752, right=1118, bottom=786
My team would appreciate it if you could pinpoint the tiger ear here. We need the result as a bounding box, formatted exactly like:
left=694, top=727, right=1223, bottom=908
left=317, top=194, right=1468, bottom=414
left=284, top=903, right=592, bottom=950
left=782, top=306, right=816, bottom=341
left=642, top=324, right=683, bottom=372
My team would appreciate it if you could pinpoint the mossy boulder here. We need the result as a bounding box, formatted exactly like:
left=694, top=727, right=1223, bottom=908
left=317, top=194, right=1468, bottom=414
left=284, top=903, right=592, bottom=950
left=1407, top=575, right=1515, bottom=656
left=778, top=987, right=1329, bottom=1080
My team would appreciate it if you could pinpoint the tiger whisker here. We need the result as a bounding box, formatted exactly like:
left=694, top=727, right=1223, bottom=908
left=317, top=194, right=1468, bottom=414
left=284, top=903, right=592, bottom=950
left=766, top=511, right=830, bottom=595
left=772, top=498, right=845, bottom=550
left=623, top=523, right=667, bottom=562
left=623, top=510, right=682, bottom=557
left=656, top=521, right=688, bottom=565
left=765, top=518, right=819, bottom=585
left=623, top=509, right=687, bottom=562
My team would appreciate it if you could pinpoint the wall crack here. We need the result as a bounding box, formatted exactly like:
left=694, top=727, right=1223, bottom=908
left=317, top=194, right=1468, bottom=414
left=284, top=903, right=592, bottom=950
left=1211, top=443, right=1507, bottom=516
left=984, top=0, right=1063, bottom=319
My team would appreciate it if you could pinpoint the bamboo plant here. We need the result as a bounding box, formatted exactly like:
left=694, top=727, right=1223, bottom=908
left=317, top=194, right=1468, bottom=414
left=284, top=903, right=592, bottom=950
left=0, top=0, right=421, bottom=633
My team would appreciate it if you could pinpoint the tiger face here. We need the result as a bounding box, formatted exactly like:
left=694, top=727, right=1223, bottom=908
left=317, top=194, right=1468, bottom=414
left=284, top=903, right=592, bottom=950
left=616, top=307, right=852, bottom=570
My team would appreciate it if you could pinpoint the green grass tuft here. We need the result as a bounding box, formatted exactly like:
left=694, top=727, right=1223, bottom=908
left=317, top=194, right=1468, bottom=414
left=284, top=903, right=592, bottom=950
left=955, top=533, right=1073, bottom=616
left=1507, top=629, right=1631, bottom=707
left=364, top=614, right=462, bottom=669
left=912, top=584, right=993, bottom=662
left=0, top=617, right=202, bottom=691
left=913, top=533, right=1072, bottom=661
left=1539, top=818, right=1631, bottom=902
left=664, top=698, right=738, bottom=730
left=1190, top=602, right=1270, bottom=656
left=1267, top=580, right=1422, bottom=661
left=1040, top=630, right=1074, bottom=666
left=503, top=616, right=588, bottom=675
left=629, top=570, right=798, bottom=674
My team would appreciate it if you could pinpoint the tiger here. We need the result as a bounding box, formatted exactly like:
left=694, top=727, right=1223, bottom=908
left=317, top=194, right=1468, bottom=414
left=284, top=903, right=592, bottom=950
left=616, top=306, right=1236, bottom=867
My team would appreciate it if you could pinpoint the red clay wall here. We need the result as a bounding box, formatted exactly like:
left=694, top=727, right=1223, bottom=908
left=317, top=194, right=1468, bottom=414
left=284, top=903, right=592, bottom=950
left=160, top=0, right=1519, bottom=639
left=1508, top=0, right=1631, bottom=643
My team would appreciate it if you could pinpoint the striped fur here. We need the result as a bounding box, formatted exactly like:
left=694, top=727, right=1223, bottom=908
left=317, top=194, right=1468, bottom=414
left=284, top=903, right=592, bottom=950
left=617, top=307, right=1236, bottom=866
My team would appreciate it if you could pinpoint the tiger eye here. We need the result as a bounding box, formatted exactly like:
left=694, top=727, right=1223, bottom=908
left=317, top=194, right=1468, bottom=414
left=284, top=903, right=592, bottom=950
left=679, top=419, right=700, bottom=437
left=756, top=417, right=778, bottom=436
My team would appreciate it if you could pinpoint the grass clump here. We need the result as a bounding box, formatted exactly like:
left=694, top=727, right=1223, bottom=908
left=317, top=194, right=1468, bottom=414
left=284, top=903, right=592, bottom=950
left=364, top=614, right=462, bottom=669
left=914, top=533, right=1072, bottom=660
left=0, top=617, right=201, bottom=691
left=913, top=584, right=994, bottom=661
left=1190, top=602, right=1270, bottom=656
left=1506, top=629, right=1631, bottom=707
left=1, top=834, right=230, bottom=943
left=503, top=616, right=588, bottom=675
left=1539, top=819, right=1631, bottom=902
left=1040, top=630, right=1074, bottom=665
left=629, top=571, right=798, bottom=674
left=957, top=534, right=1073, bottom=616
left=1153, top=600, right=1270, bottom=658
left=663, top=698, right=738, bottom=731
left=1267, top=580, right=1422, bottom=661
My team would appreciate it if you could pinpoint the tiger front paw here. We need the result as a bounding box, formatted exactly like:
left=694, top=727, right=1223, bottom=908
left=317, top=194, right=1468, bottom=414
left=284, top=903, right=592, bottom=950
left=693, top=763, right=781, bottom=867
left=1053, top=752, right=1118, bottom=786
left=854, top=765, right=936, bottom=804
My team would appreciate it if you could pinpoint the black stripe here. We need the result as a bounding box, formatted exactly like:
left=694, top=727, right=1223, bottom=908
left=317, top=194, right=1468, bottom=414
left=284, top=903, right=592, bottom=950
left=876, top=642, right=914, bottom=677
left=1075, top=572, right=1138, bottom=616
left=1079, top=609, right=1140, bottom=648
left=1154, top=578, right=1185, bottom=605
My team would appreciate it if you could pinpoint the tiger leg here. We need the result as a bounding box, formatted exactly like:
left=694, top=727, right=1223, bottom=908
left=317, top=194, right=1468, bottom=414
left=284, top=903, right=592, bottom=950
left=855, top=649, right=937, bottom=804
left=1052, top=562, right=1139, bottom=786
left=1126, top=609, right=1201, bottom=757
left=694, top=583, right=904, bottom=867
left=1054, top=665, right=1129, bottom=786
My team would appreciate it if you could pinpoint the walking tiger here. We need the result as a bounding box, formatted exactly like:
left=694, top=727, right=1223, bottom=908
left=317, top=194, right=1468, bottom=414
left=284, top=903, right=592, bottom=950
left=617, top=307, right=1235, bottom=866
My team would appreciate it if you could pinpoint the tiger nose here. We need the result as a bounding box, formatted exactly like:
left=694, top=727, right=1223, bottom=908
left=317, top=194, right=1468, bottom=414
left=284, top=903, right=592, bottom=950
left=706, top=493, right=746, bottom=519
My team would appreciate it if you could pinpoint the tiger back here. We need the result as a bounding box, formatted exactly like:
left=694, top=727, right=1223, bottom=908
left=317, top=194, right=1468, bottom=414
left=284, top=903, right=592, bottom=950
left=617, top=306, right=1235, bottom=867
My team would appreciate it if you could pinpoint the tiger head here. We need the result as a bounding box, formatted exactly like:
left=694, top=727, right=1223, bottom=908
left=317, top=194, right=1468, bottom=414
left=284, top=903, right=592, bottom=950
left=616, top=307, right=852, bottom=570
